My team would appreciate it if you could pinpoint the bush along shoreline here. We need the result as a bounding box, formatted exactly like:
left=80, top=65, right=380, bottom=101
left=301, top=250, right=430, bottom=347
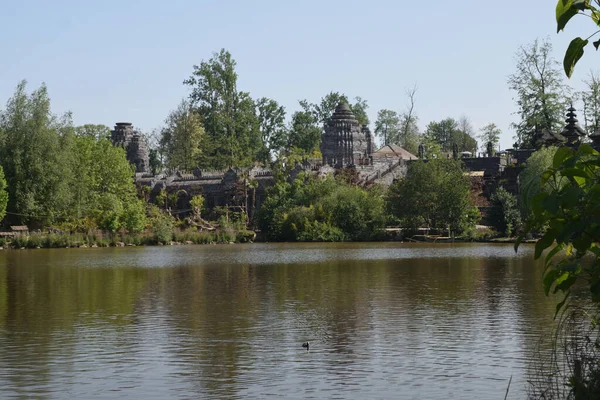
left=0, top=228, right=256, bottom=250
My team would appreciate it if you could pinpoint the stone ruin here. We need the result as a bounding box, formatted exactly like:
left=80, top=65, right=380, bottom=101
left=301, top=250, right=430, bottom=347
left=110, top=122, right=150, bottom=174
left=321, top=102, right=374, bottom=167
left=114, top=102, right=418, bottom=217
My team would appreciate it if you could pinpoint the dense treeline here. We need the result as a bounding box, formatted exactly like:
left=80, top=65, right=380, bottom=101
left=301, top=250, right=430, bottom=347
left=0, top=81, right=145, bottom=230
left=257, top=172, right=386, bottom=242
left=1, top=38, right=598, bottom=242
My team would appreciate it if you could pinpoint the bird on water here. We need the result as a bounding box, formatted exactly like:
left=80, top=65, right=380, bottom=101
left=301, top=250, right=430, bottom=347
left=302, top=341, right=309, bottom=350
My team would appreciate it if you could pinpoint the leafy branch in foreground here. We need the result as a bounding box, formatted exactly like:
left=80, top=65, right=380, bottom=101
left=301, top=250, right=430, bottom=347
left=556, top=0, right=600, bottom=77
left=517, top=144, right=600, bottom=315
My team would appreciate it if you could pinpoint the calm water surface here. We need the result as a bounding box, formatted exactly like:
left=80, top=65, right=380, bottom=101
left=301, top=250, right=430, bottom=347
left=0, top=243, right=555, bottom=399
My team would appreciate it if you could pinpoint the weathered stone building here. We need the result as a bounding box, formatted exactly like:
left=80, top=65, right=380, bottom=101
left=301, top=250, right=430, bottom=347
left=111, top=122, right=150, bottom=174
left=321, top=102, right=374, bottom=167
left=113, top=103, right=416, bottom=218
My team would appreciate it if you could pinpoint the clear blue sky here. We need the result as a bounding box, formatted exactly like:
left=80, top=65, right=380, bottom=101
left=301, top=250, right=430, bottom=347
left=1, top=0, right=598, bottom=150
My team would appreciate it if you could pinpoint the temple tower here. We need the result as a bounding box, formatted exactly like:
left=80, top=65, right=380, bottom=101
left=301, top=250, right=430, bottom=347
left=110, top=122, right=150, bottom=174
left=321, top=102, right=371, bottom=167
left=560, top=106, right=586, bottom=147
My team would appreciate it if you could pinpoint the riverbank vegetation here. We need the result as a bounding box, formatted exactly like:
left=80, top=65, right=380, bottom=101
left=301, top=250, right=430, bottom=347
left=1, top=30, right=599, bottom=247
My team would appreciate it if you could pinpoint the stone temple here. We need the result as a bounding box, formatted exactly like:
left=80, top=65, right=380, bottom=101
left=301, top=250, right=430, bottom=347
left=113, top=102, right=416, bottom=218
left=111, top=122, right=150, bottom=174
left=321, top=102, right=374, bottom=167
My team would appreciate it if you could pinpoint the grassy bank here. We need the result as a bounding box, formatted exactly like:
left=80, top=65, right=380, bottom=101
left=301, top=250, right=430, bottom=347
left=0, top=228, right=256, bottom=249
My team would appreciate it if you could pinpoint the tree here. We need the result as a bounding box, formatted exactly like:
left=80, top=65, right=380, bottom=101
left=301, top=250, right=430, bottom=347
left=424, top=118, right=477, bottom=153
left=478, top=123, right=502, bottom=154
left=518, top=146, right=558, bottom=221
left=0, top=165, right=8, bottom=223
left=287, top=111, right=322, bottom=154
left=350, top=96, right=370, bottom=126
left=74, top=124, right=111, bottom=140
left=190, top=194, right=205, bottom=219
left=257, top=174, right=384, bottom=242
left=398, top=85, right=421, bottom=154
left=160, top=99, right=204, bottom=171
left=0, top=81, right=73, bottom=226
left=508, top=39, right=570, bottom=148
left=457, top=116, right=475, bottom=141
left=581, top=71, right=600, bottom=135
left=489, top=187, right=521, bottom=237
left=70, top=136, right=145, bottom=232
left=256, top=97, right=287, bottom=163
left=387, top=158, right=478, bottom=235
left=184, top=49, right=261, bottom=168
left=374, top=109, right=400, bottom=146
left=555, top=0, right=600, bottom=77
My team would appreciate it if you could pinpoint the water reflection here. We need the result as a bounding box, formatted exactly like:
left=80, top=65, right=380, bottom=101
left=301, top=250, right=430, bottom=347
left=0, top=244, right=556, bottom=399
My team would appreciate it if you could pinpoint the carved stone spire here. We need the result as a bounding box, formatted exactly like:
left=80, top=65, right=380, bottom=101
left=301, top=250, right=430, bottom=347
left=321, top=102, right=370, bottom=167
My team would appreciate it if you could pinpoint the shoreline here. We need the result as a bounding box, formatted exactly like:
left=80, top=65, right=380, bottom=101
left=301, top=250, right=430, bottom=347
left=0, top=233, right=531, bottom=250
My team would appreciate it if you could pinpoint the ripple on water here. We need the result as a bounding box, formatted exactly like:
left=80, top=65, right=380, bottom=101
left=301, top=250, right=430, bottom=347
left=0, top=243, right=553, bottom=399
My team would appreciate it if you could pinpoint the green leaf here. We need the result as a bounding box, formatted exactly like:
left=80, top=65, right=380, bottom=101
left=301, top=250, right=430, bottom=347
left=594, top=39, right=600, bottom=51
left=544, top=269, right=560, bottom=296
left=564, top=37, right=589, bottom=78
left=514, top=235, right=523, bottom=253
left=545, top=243, right=565, bottom=267
left=579, top=143, right=596, bottom=155
left=563, top=167, right=590, bottom=179
left=536, top=231, right=556, bottom=259
left=555, top=292, right=570, bottom=318
left=557, top=0, right=578, bottom=32
left=554, top=147, right=574, bottom=169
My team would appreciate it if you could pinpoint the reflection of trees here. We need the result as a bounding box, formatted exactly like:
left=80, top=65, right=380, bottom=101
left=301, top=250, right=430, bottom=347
left=0, top=244, right=562, bottom=398
left=0, top=249, right=150, bottom=396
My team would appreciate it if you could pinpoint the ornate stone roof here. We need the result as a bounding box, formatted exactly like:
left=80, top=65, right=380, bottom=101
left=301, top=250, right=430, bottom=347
left=560, top=106, right=586, bottom=145
left=329, top=102, right=358, bottom=123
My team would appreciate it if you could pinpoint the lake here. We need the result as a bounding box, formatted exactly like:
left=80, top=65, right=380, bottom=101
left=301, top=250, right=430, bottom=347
left=0, top=243, right=555, bottom=399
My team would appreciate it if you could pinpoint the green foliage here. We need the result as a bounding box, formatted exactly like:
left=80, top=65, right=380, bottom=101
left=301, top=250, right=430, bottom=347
left=387, top=158, right=479, bottom=235
left=518, top=144, right=600, bottom=314
left=74, top=124, right=111, bottom=140
left=184, top=49, right=262, bottom=169
left=190, top=195, right=205, bottom=218
left=256, top=97, right=287, bottom=162
left=490, top=187, right=521, bottom=237
left=555, top=0, right=600, bottom=77
left=508, top=39, right=569, bottom=148
left=519, top=146, right=559, bottom=221
left=478, top=123, right=501, bottom=154
left=581, top=71, right=600, bottom=134
left=375, top=109, right=400, bottom=146
left=0, top=165, right=8, bottom=223
left=0, top=81, right=74, bottom=226
left=424, top=118, right=477, bottom=154
left=0, top=82, right=143, bottom=232
left=257, top=175, right=385, bottom=242
left=160, top=99, right=204, bottom=171
left=149, top=206, right=174, bottom=243
left=288, top=111, right=322, bottom=154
